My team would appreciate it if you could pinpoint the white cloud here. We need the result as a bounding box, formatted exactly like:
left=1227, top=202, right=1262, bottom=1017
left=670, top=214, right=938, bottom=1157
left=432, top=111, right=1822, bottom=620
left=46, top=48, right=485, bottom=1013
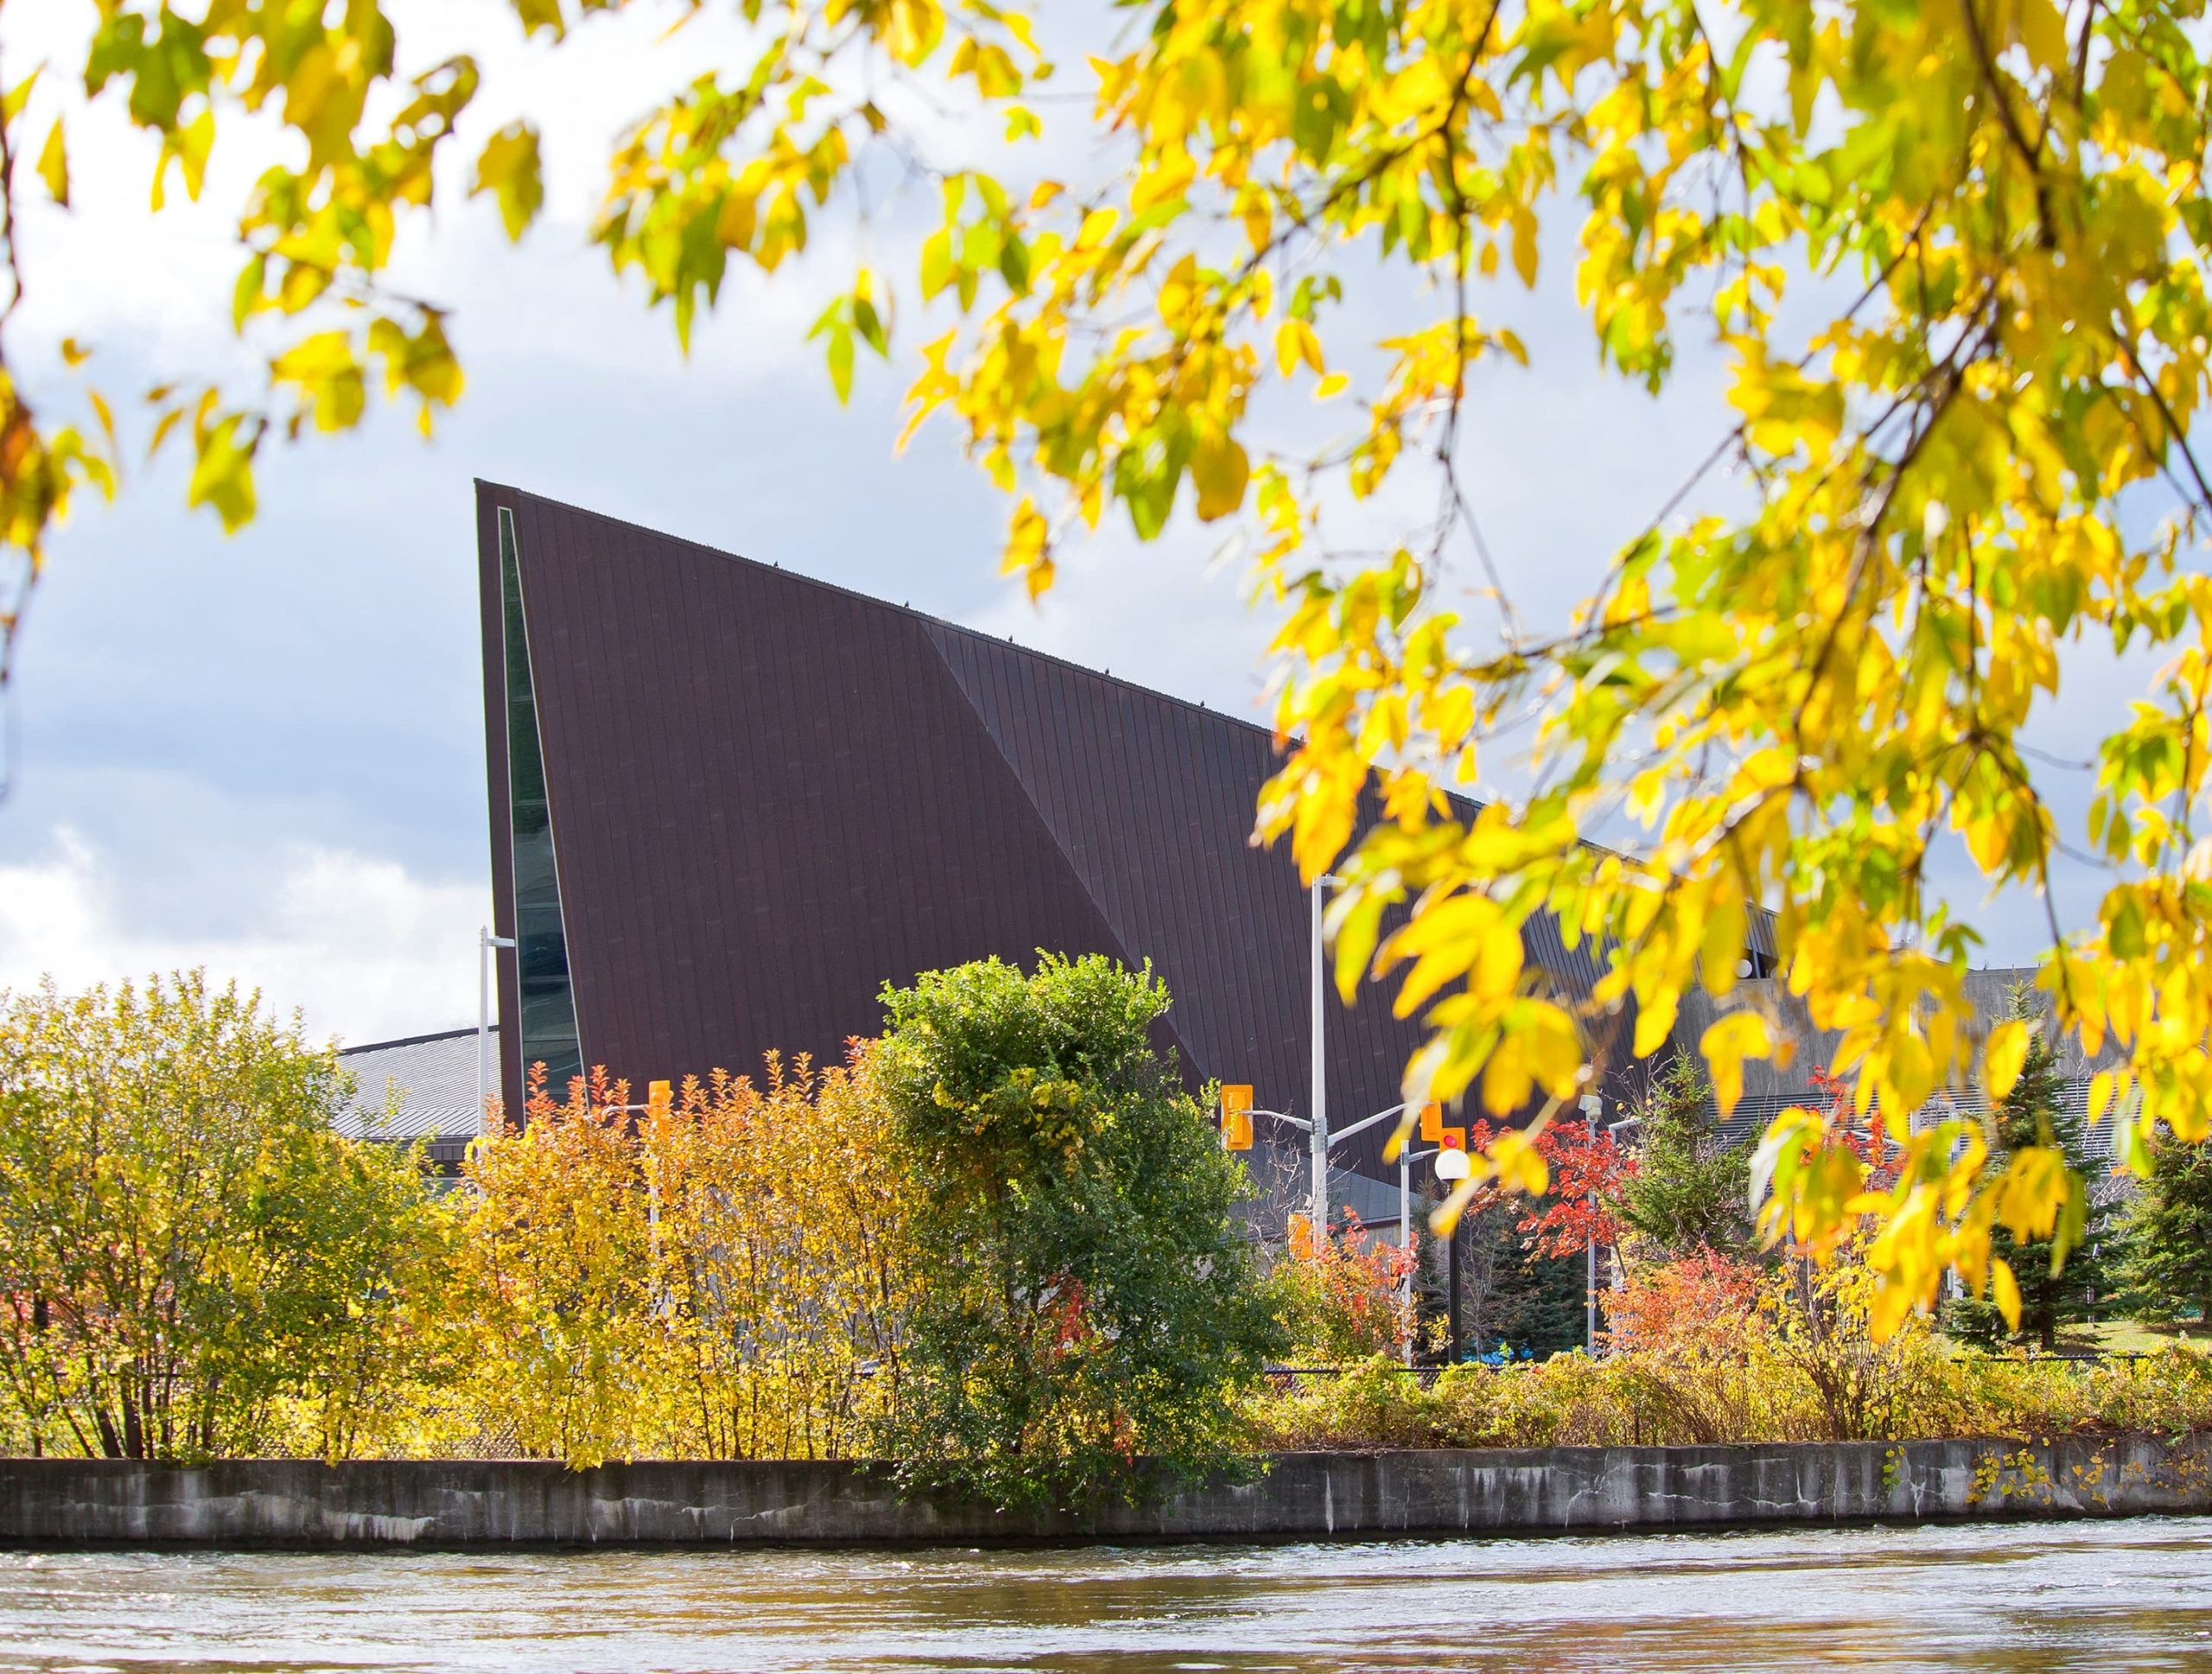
left=0, top=827, right=481, bottom=1047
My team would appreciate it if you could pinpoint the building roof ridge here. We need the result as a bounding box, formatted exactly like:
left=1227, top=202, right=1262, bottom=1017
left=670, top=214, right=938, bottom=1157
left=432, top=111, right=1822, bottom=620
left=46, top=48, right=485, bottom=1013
left=340, top=1023, right=490, bottom=1056
left=479, top=480, right=1294, bottom=751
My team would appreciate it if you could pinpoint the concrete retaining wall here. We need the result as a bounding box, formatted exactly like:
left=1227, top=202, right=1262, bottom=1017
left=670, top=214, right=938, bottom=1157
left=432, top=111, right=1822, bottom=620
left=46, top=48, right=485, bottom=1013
left=0, top=1435, right=2205, bottom=1547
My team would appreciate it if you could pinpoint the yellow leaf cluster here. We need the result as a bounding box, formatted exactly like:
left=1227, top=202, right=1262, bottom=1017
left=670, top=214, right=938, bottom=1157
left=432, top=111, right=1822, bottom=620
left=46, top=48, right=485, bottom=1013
left=456, top=1053, right=915, bottom=1466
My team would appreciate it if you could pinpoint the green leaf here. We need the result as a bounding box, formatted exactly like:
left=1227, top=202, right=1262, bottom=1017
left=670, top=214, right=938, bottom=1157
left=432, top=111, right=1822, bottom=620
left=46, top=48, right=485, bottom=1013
left=854, top=294, right=887, bottom=356
left=231, top=254, right=266, bottom=331
left=186, top=413, right=259, bottom=532
left=472, top=122, right=543, bottom=241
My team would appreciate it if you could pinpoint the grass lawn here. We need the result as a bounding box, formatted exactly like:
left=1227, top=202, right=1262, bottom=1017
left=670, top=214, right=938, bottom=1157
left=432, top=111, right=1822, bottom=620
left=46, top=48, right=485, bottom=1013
left=2052, top=1318, right=2212, bottom=1356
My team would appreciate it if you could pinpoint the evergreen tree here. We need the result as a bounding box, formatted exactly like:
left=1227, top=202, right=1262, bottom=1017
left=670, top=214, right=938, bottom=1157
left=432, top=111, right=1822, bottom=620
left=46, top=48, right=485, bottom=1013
left=2115, top=1136, right=2212, bottom=1328
left=1471, top=1209, right=1587, bottom=1358
left=1618, top=1057, right=1753, bottom=1258
left=1942, top=993, right=2107, bottom=1351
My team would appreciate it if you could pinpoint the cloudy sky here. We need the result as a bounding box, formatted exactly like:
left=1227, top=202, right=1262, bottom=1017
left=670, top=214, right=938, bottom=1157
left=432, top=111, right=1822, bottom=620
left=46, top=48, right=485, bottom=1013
left=0, top=3, right=2134, bottom=1047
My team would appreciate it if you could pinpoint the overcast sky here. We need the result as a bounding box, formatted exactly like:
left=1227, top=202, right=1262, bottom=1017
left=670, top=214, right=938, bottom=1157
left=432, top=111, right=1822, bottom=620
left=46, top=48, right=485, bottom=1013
left=0, top=3, right=2140, bottom=1047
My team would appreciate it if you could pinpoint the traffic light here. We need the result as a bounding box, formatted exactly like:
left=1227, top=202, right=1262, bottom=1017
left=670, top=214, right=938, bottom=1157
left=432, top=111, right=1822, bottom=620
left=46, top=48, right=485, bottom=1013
left=1419, top=1102, right=1444, bottom=1142
left=1439, top=1125, right=1466, bottom=1151
left=646, top=1079, right=672, bottom=1122
left=1220, top=1084, right=1254, bottom=1150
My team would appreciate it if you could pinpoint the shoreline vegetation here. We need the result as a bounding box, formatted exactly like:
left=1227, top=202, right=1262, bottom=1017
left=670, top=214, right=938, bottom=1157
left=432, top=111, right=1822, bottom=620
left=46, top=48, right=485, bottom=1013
left=1249, top=1347, right=2212, bottom=1455
left=3, top=968, right=2209, bottom=1512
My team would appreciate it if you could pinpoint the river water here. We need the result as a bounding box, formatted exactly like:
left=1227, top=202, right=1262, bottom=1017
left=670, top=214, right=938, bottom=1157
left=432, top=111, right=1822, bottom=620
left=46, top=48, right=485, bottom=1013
left=0, top=1517, right=2205, bottom=1673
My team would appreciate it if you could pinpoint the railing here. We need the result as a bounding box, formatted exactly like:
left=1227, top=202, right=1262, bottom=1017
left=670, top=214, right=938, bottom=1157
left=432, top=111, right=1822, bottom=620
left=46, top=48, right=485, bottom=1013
left=1261, top=1346, right=2181, bottom=1391
left=1986, top=1348, right=2165, bottom=1366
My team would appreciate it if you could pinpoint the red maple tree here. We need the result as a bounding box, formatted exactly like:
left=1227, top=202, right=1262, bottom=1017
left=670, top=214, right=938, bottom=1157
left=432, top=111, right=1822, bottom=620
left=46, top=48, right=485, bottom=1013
left=1452, top=1116, right=1637, bottom=1261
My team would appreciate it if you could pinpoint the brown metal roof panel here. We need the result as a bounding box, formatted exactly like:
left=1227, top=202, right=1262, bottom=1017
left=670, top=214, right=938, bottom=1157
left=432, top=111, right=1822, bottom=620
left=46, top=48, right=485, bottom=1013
left=477, top=487, right=1668, bottom=1180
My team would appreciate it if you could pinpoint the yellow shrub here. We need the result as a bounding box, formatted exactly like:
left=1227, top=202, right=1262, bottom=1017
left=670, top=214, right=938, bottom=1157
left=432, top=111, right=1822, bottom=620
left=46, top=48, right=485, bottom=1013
left=453, top=1051, right=914, bottom=1466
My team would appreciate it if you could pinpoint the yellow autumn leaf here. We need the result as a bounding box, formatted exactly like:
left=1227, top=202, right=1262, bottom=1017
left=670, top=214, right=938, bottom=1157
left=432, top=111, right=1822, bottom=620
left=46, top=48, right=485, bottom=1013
left=1700, top=1011, right=1773, bottom=1115
left=1489, top=1128, right=1548, bottom=1196
left=1510, top=206, right=1538, bottom=286
left=1991, top=1257, right=2022, bottom=1332
left=1190, top=430, right=1249, bottom=522
left=1983, top=1019, right=2029, bottom=1107
left=38, top=118, right=67, bottom=207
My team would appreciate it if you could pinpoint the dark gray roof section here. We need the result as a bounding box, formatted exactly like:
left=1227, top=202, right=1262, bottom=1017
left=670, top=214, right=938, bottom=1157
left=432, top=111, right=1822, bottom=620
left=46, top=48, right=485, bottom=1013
left=338, top=1027, right=489, bottom=1142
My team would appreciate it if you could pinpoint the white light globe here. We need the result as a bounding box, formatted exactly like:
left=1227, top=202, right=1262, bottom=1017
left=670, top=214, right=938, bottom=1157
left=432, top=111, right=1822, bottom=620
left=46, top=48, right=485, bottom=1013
left=1434, top=1148, right=1472, bottom=1182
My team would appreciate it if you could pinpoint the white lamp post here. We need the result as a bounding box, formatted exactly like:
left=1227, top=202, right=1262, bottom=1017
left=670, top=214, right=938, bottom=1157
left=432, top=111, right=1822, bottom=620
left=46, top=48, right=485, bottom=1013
left=1308, top=875, right=1341, bottom=1238
left=479, top=926, right=517, bottom=1131
left=1578, top=1092, right=1605, bottom=1354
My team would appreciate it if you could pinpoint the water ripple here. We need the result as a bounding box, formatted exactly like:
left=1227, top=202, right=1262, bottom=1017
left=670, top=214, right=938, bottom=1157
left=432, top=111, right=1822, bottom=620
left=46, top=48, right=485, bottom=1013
left=0, top=1517, right=2205, bottom=1672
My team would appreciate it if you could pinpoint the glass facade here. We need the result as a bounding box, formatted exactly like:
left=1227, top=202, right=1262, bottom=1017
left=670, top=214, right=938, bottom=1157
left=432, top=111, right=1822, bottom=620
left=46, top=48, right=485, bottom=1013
left=499, top=507, right=583, bottom=1097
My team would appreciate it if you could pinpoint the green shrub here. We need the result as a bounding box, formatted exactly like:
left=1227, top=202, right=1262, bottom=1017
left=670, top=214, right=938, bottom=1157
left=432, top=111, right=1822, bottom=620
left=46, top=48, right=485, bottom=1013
left=874, top=953, right=1287, bottom=1509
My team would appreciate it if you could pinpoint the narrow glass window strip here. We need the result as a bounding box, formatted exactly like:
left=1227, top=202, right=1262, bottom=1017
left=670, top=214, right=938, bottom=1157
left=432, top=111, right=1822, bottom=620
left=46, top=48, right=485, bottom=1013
left=499, top=506, right=583, bottom=1098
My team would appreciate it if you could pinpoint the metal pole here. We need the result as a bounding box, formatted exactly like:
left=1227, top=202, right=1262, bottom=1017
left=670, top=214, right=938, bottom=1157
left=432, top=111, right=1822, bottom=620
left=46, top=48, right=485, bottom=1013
left=1582, top=1093, right=1602, bottom=1356
left=1447, top=1213, right=1463, bottom=1366
left=1586, top=1229, right=1598, bottom=1356
left=1399, top=1149, right=1413, bottom=1368
left=1310, top=876, right=1329, bottom=1242
left=478, top=926, right=491, bottom=1130
left=480, top=927, right=515, bottom=1133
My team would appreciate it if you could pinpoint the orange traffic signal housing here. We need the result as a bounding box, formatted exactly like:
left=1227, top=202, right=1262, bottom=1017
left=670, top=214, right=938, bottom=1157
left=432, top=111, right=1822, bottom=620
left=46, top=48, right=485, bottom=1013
left=1439, top=1126, right=1466, bottom=1151
left=646, top=1079, right=672, bottom=1121
left=1419, top=1102, right=1443, bottom=1142
left=1220, top=1083, right=1254, bottom=1150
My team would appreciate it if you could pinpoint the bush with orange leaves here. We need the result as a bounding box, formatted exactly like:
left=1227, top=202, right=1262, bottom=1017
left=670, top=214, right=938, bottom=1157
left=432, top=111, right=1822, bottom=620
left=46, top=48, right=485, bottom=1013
left=1275, top=1209, right=1419, bottom=1363
left=1602, top=1250, right=1765, bottom=1359
left=454, top=1049, right=914, bottom=1467
left=1593, top=1250, right=1771, bottom=1445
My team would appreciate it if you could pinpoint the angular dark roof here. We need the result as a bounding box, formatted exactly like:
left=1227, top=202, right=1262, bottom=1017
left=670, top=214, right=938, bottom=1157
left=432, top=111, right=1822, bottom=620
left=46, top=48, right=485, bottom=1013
left=475, top=484, right=1622, bottom=1181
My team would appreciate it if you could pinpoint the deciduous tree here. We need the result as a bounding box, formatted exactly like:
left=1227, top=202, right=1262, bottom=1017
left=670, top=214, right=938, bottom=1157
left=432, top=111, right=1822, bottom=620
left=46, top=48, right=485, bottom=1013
left=1278, top=1208, right=1417, bottom=1362
left=454, top=1049, right=912, bottom=1465
left=0, top=972, right=446, bottom=1460
left=19, top=1, right=2212, bottom=1326
left=874, top=952, right=1287, bottom=1508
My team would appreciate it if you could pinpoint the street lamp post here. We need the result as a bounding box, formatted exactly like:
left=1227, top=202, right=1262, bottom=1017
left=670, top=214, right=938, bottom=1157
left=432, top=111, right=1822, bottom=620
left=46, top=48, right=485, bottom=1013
left=1229, top=1090, right=1456, bottom=1365
left=1308, top=875, right=1339, bottom=1239
left=1434, top=1144, right=1472, bottom=1364
left=1395, top=1142, right=1441, bottom=1365
left=479, top=926, right=517, bottom=1131
left=1579, top=1091, right=1604, bottom=1355
left=1398, top=1145, right=1412, bottom=1340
